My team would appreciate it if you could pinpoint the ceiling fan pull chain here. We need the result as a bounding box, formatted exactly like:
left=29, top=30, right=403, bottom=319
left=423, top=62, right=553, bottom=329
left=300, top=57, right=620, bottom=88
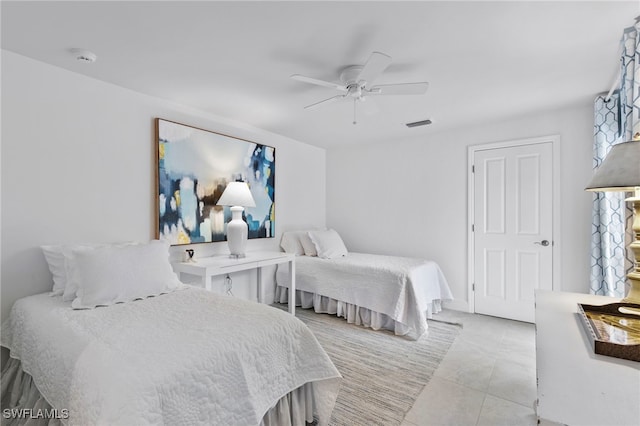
left=353, top=99, right=357, bottom=125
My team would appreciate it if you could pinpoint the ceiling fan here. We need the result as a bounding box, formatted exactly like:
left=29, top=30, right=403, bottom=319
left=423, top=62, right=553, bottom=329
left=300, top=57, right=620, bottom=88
left=291, top=51, right=429, bottom=124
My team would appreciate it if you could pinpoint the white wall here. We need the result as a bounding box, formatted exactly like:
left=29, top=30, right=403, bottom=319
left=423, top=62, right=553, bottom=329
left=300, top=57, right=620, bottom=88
left=0, top=49, right=598, bottom=320
left=1, top=51, right=326, bottom=320
left=326, top=104, right=594, bottom=311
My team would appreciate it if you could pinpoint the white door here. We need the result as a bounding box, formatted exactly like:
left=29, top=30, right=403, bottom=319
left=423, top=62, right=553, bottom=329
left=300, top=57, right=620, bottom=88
left=473, top=141, right=553, bottom=322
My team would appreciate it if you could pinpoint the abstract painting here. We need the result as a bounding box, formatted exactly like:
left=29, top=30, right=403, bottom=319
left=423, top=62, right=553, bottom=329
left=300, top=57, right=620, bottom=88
left=155, top=119, right=275, bottom=245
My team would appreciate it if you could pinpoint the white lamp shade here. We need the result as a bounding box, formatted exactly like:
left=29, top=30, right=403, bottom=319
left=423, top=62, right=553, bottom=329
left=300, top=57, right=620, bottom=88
left=585, top=140, right=640, bottom=192
left=217, top=181, right=256, bottom=207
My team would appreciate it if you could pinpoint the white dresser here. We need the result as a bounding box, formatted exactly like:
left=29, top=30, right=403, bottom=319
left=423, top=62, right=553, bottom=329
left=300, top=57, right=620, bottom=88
left=535, top=290, right=640, bottom=425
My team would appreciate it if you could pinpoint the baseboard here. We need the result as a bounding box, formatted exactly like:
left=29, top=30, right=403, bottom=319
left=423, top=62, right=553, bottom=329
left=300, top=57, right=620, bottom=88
left=443, top=299, right=470, bottom=312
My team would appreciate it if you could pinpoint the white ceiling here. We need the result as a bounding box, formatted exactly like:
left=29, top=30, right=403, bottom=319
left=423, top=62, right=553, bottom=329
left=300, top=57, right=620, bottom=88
left=2, top=1, right=637, bottom=148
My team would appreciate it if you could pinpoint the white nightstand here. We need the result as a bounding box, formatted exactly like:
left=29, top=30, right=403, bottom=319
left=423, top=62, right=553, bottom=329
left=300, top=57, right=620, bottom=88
left=172, top=251, right=296, bottom=315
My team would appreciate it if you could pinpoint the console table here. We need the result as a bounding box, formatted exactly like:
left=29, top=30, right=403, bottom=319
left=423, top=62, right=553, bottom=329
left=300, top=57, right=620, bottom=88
left=535, top=290, right=640, bottom=425
left=172, top=251, right=296, bottom=315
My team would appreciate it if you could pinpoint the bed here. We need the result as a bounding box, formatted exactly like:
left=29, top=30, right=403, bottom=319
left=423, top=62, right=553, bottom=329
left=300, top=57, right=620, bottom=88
left=275, top=229, right=453, bottom=339
left=1, top=240, right=341, bottom=426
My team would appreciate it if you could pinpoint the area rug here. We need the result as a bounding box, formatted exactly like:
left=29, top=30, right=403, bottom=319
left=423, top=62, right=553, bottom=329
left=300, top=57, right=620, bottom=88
left=275, top=305, right=461, bottom=426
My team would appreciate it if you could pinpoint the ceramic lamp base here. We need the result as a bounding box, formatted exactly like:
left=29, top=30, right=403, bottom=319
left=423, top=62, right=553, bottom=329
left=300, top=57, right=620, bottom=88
left=226, top=206, right=248, bottom=258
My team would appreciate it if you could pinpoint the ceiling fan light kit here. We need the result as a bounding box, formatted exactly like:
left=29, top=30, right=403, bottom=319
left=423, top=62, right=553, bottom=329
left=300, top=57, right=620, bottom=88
left=291, top=51, right=429, bottom=124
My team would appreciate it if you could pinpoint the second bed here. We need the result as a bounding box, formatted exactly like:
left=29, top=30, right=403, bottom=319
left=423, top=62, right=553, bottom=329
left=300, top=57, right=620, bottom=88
left=276, top=252, right=453, bottom=339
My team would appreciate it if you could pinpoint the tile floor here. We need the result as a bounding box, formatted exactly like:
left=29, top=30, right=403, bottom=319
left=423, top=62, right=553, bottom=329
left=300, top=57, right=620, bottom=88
left=402, top=309, right=538, bottom=426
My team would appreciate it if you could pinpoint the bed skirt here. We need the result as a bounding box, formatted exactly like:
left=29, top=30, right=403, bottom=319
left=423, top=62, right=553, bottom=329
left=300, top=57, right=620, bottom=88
left=275, top=286, right=443, bottom=337
left=1, top=357, right=62, bottom=426
left=1, top=356, right=316, bottom=426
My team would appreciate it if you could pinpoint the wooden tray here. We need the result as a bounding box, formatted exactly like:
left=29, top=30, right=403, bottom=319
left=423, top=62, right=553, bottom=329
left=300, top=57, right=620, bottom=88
left=577, top=302, right=640, bottom=362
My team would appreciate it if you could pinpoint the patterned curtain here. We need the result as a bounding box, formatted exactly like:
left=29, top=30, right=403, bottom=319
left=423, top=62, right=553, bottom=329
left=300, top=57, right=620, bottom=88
left=591, top=93, right=627, bottom=296
left=590, top=22, right=639, bottom=297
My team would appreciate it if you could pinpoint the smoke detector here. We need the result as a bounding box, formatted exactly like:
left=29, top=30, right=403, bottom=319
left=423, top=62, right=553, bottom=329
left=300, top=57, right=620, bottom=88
left=70, top=48, right=97, bottom=63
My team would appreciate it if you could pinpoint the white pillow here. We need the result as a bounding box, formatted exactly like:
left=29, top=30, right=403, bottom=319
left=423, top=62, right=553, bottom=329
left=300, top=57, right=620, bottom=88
left=69, top=240, right=181, bottom=309
left=42, top=242, right=131, bottom=297
left=280, top=230, right=323, bottom=256
left=308, top=229, right=348, bottom=259
left=280, top=231, right=305, bottom=255
left=41, top=245, right=71, bottom=296
left=299, top=233, right=318, bottom=256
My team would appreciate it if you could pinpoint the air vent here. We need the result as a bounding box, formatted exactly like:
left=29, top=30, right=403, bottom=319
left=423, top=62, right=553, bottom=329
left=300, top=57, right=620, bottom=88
left=405, top=119, right=432, bottom=128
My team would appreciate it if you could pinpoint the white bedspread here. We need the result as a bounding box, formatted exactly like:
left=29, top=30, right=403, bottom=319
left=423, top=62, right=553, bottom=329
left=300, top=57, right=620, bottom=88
left=277, top=253, right=453, bottom=338
left=1, top=287, right=341, bottom=426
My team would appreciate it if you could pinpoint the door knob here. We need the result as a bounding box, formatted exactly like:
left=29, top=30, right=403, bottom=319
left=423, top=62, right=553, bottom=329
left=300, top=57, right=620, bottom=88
left=534, top=240, right=550, bottom=247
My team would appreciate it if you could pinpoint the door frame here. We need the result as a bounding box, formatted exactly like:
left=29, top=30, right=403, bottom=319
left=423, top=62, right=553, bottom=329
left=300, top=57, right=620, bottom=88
left=467, top=135, right=561, bottom=314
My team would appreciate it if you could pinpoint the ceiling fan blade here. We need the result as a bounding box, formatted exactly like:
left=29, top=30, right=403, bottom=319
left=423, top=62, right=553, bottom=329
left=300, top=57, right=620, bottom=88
left=304, top=94, right=345, bottom=110
left=368, top=82, right=429, bottom=96
left=357, top=51, right=392, bottom=85
left=291, top=74, right=347, bottom=91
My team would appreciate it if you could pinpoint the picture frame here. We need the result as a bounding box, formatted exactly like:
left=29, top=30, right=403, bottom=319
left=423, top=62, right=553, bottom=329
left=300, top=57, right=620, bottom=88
left=155, top=118, right=275, bottom=245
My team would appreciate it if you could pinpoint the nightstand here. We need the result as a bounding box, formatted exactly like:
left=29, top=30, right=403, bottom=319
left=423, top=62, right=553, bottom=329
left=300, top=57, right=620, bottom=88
left=171, top=251, right=296, bottom=315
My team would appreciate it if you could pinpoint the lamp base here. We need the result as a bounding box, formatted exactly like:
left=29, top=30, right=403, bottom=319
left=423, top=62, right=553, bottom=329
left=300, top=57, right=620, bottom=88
left=621, top=194, right=640, bottom=314
left=620, top=271, right=640, bottom=315
left=228, top=253, right=246, bottom=259
left=226, top=206, right=248, bottom=258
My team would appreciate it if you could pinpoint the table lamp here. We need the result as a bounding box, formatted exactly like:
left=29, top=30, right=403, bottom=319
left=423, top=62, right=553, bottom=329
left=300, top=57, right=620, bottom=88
left=586, top=139, right=640, bottom=309
left=216, top=181, right=256, bottom=258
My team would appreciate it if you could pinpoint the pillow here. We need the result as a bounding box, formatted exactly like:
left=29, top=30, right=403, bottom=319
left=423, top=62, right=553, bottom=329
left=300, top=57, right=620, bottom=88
left=41, top=245, right=71, bottom=296
left=280, top=229, right=323, bottom=256
left=69, top=240, right=181, bottom=309
left=42, top=242, right=130, bottom=297
left=299, top=233, right=318, bottom=256
left=308, top=229, right=348, bottom=259
left=280, top=231, right=305, bottom=255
